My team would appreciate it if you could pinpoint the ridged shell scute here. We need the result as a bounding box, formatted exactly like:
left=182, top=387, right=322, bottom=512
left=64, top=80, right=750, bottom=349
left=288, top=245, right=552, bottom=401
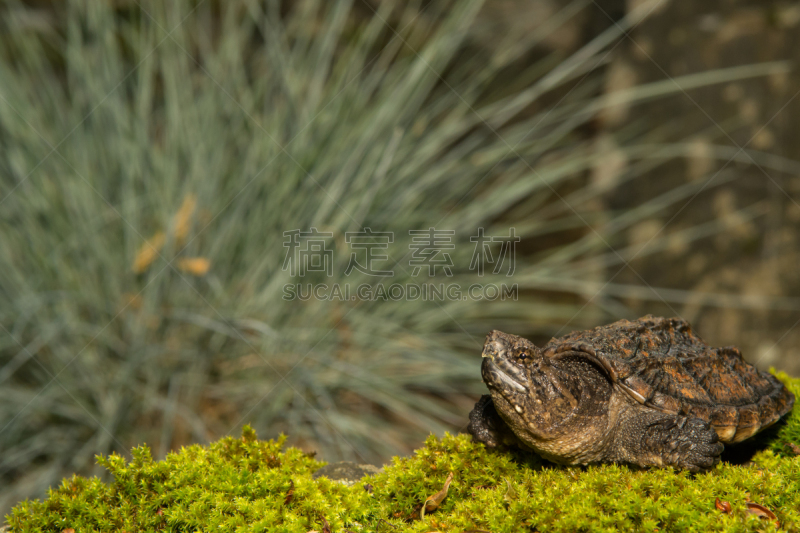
left=546, top=315, right=795, bottom=444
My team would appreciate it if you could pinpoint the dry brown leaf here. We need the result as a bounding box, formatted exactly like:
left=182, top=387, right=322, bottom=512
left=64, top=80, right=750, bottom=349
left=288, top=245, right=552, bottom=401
left=284, top=480, right=295, bottom=505
left=177, top=257, right=210, bottom=276
left=420, top=472, right=454, bottom=519
left=321, top=516, right=332, bottom=533
left=715, top=497, right=731, bottom=513
left=785, top=442, right=800, bottom=455
left=63, top=529, right=75, bottom=533
left=131, top=194, right=198, bottom=274
left=173, top=194, right=197, bottom=243
left=746, top=501, right=779, bottom=527
left=132, top=231, right=165, bottom=273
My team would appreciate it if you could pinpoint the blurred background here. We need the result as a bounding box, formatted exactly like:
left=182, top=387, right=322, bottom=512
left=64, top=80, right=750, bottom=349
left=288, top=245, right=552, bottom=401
left=1, top=0, right=800, bottom=514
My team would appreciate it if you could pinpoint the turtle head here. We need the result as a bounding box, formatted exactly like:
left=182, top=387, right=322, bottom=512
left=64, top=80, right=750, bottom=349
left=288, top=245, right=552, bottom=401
left=481, top=330, right=584, bottom=441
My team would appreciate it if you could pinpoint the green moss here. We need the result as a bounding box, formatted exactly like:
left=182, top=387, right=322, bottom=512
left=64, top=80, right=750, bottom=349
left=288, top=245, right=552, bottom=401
left=8, top=376, right=800, bottom=532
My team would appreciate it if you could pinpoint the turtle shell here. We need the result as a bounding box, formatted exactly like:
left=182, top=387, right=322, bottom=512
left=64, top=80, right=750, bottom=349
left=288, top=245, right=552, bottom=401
left=542, top=315, right=795, bottom=444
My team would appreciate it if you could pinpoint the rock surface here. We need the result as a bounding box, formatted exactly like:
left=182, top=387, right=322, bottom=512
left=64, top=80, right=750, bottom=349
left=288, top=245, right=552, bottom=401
left=311, top=461, right=383, bottom=486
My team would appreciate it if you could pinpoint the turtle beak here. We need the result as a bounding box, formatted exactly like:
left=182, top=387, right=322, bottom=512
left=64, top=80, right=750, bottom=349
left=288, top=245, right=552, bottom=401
left=481, top=330, right=529, bottom=393
left=482, top=357, right=528, bottom=393
left=482, top=330, right=506, bottom=360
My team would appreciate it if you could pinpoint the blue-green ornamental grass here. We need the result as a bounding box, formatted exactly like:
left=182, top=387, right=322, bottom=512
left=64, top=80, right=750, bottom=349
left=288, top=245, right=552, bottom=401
left=7, top=373, right=799, bottom=532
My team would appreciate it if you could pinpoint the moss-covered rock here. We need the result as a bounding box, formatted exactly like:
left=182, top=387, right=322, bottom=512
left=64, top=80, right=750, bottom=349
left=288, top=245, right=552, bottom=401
left=7, top=374, right=800, bottom=532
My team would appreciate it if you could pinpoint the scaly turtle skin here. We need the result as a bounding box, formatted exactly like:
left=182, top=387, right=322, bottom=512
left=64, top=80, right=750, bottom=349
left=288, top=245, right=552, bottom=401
left=468, top=315, right=795, bottom=471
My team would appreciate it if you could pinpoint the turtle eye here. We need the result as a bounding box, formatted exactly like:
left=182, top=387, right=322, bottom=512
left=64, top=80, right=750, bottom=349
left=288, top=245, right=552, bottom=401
left=518, top=352, right=528, bottom=361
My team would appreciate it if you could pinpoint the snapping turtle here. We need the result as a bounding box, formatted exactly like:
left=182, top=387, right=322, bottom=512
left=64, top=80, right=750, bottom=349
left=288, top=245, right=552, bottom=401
left=468, top=316, right=794, bottom=471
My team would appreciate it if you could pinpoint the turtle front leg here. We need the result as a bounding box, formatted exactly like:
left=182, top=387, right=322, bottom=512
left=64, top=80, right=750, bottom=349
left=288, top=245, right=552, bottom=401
left=468, top=395, right=525, bottom=449
left=610, top=407, right=725, bottom=472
